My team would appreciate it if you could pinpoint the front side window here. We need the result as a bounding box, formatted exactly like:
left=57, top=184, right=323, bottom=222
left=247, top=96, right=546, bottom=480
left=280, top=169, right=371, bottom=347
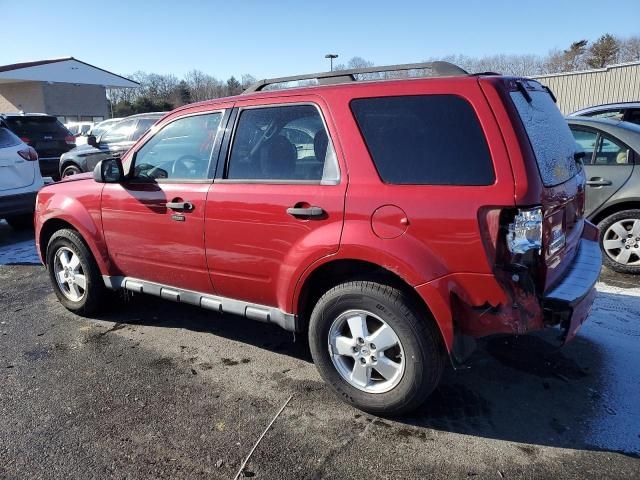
left=570, top=128, right=598, bottom=164
left=226, top=104, right=339, bottom=183
left=100, top=119, right=137, bottom=144
left=595, top=134, right=630, bottom=165
left=350, top=95, right=495, bottom=185
left=132, top=113, right=222, bottom=181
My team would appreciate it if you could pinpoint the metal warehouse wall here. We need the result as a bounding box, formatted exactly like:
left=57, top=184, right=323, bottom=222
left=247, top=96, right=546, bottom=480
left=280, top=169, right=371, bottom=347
left=532, top=61, right=640, bottom=115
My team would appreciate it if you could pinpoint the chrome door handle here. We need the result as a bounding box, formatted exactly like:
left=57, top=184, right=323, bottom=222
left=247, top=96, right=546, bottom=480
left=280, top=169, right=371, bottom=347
left=586, top=178, right=612, bottom=187
left=166, top=201, right=194, bottom=211
left=286, top=206, right=325, bottom=218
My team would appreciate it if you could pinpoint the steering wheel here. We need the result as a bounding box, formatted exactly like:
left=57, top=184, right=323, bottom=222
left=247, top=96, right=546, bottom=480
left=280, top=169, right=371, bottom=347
left=172, top=155, right=203, bottom=178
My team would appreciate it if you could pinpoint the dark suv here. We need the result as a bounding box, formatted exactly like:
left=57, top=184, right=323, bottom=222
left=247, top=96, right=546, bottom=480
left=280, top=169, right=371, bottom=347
left=34, top=62, right=602, bottom=415
left=58, top=112, right=164, bottom=178
left=0, top=113, right=75, bottom=180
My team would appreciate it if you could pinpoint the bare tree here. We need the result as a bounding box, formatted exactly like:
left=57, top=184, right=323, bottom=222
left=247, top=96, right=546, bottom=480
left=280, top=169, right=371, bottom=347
left=587, top=34, right=621, bottom=68
left=620, top=35, right=640, bottom=62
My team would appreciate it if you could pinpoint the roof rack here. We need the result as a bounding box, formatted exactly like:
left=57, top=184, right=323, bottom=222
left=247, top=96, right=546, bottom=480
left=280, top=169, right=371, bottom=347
left=242, top=61, right=468, bottom=94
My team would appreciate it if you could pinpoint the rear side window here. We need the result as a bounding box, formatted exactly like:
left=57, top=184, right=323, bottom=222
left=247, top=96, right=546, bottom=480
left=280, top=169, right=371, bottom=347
left=510, top=88, right=579, bottom=186
left=0, top=127, right=20, bottom=148
left=350, top=95, right=495, bottom=185
left=5, top=116, right=69, bottom=137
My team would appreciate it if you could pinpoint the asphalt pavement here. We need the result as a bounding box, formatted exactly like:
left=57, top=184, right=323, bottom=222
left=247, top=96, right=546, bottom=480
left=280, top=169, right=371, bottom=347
left=0, top=222, right=639, bottom=479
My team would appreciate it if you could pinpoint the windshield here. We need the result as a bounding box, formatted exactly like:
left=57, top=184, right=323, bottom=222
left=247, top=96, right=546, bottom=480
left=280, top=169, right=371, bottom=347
left=510, top=88, right=579, bottom=187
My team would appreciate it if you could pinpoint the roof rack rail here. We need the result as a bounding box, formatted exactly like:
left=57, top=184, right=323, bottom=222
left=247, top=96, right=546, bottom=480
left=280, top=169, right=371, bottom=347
left=242, top=61, right=468, bottom=94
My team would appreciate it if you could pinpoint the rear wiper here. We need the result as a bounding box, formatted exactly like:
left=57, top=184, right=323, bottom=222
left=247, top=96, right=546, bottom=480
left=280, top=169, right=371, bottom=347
left=515, top=81, right=532, bottom=103
left=543, top=85, right=557, bottom=103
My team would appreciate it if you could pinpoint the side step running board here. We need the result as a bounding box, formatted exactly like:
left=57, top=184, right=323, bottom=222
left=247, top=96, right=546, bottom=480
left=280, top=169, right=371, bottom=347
left=102, top=275, right=298, bottom=332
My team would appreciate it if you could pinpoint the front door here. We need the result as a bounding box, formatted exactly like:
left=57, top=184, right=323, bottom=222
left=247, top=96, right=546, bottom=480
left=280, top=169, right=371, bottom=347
left=205, top=99, right=346, bottom=310
left=576, top=129, right=634, bottom=216
left=101, top=110, right=226, bottom=292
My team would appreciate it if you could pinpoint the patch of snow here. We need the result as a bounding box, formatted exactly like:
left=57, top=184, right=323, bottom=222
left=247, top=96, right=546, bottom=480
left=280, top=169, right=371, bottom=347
left=583, top=282, right=640, bottom=455
left=0, top=239, right=40, bottom=265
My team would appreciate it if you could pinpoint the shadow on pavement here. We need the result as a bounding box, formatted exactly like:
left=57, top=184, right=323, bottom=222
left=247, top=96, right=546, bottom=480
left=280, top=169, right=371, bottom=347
left=94, top=289, right=639, bottom=458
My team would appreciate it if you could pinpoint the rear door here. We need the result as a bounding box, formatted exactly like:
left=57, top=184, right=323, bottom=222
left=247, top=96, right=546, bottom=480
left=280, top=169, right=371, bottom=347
left=570, top=126, right=634, bottom=216
left=101, top=109, right=228, bottom=293
left=0, top=128, right=34, bottom=192
left=204, top=97, right=346, bottom=310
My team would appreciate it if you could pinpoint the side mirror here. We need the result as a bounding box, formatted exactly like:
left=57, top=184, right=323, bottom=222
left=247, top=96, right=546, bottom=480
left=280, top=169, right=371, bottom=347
left=94, top=158, right=124, bottom=183
left=87, top=135, right=98, bottom=147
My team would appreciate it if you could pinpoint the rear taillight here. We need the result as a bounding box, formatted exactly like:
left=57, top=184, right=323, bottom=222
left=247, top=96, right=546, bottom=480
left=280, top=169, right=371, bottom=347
left=17, top=147, right=39, bottom=161
left=20, top=137, right=31, bottom=144
left=507, top=207, right=543, bottom=254
left=65, top=136, right=76, bottom=145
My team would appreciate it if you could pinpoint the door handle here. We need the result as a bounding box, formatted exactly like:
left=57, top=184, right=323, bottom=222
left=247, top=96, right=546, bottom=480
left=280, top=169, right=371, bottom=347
left=586, top=178, right=612, bottom=187
left=286, top=206, right=325, bottom=218
left=166, top=201, right=194, bottom=211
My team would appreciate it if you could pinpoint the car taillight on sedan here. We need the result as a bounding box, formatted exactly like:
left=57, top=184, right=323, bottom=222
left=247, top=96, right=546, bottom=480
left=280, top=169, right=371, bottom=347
left=17, top=146, right=39, bottom=161
left=65, top=136, right=76, bottom=146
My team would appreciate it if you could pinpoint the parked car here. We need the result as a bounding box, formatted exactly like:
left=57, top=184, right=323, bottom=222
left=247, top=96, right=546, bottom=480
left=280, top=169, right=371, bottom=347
left=567, top=117, right=640, bottom=274
left=0, top=113, right=75, bottom=181
left=0, top=127, right=43, bottom=229
left=35, top=63, right=601, bottom=415
left=59, top=113, right=164, bottom=178
left=88, top=118, right=122, bottom=138
left=570, top=102, right=640, bottom=125
left=65, top=121, right=94, bottom=137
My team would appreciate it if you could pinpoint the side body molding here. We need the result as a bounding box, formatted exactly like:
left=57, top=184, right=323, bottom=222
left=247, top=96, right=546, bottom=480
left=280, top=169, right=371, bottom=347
left=103, top=276, right=298, bottom=332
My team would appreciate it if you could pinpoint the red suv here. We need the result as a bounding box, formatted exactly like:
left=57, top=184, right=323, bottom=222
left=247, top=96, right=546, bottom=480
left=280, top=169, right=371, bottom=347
left=34, top=62, right=602, bottom=415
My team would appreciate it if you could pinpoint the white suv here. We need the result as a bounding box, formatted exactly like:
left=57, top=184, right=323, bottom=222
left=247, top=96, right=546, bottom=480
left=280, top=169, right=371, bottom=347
left=0, top=127, right=43, bottom=229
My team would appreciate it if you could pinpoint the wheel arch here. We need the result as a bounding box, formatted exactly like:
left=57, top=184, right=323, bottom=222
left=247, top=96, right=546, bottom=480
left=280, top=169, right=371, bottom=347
left=589, top=199, right=640, bottom=226
left=294, top=258, right=450, bottom=352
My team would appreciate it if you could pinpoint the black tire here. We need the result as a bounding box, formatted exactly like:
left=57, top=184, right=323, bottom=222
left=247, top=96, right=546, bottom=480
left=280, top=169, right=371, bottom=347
left=598, top=209, right=640, bottom=274
left=46, top=228, right=108, bottom=315
left=61, top=164, right=82, bottom=178
left=308, top=281, right=445, bottom=415
left=5, top=213, right=34, bottom=230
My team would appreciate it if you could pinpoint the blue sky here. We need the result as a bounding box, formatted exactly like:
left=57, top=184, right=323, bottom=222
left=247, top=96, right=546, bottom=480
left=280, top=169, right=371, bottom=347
left=1, top=0, right=639, bottom=79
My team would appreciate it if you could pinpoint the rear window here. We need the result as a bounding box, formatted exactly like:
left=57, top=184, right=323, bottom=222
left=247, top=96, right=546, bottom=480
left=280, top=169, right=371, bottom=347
left=0, top=127, right=20, bottom=148
left=510, top=87, right=579, bottom=187
left=5, top=116, right=70, bottom=137
left=350, top=95, right=495, bottom=185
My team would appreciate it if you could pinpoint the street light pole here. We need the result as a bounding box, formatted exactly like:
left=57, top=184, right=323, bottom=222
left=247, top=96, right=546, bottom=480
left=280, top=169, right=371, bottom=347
left=325, top=53, right=339, bottom=71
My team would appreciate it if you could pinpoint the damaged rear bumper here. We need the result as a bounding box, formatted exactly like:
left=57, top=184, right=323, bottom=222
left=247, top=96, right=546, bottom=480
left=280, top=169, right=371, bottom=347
left=542, top=236, right=601, bottom=343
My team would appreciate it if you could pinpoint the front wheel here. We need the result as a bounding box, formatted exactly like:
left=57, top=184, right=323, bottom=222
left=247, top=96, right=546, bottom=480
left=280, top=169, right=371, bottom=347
left=598, top=209, right=640, bottom=274
left=308, top=281, right=445, bottom=415
left=61, top=164, right=82, bottom=178
left=46, top=229, right=108, bottom=315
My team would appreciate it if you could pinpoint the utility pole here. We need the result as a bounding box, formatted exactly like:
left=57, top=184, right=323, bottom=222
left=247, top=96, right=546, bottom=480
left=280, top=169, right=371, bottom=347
left=325, top=54, right=339, bottom=71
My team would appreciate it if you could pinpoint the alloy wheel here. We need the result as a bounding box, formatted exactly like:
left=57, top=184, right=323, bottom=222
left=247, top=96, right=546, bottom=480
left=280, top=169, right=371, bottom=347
left=603, top=218, right=640, bottom=266
left=53, top=247, right=87, bottom=302
left=328, top=309, right=405, bottom=393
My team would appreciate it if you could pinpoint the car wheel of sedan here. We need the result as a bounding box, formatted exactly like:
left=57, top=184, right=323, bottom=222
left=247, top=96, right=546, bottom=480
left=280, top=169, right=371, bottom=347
left=61, top=164, right=82, bottom=178
left=599, top=209, right=640, bottom=274
left=46, top=229, right=108, bottom=315
left=308, top=280, right=445, bottom=415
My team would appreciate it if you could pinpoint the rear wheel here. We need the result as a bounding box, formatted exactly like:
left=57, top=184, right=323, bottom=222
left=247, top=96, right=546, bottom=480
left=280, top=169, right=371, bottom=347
left=5, top=213, right=34, bottom=230
left=61, top=164, right=82, bottom=178
left=598, top=209, right=640, bottom=274
left=46, top=229, right=108, bottom=315
left=308, top=281, right=445, bottom=415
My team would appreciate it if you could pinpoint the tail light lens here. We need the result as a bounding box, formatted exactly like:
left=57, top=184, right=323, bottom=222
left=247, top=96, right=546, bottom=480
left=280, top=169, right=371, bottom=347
left=65, top=136, right=76, bottom=145
left=20, top=137, right=31, bottom=144
left=18, top=147, right=39, bottom=161
left=507, top=207, right=543, bottom=254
